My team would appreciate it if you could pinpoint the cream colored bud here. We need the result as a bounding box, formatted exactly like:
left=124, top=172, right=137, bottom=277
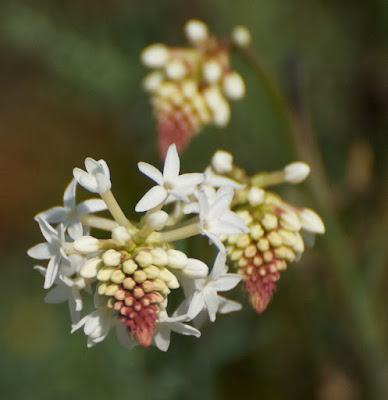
left=237, top=210, right=253, bottom=225
left=142, top=71, right=164, bottom=92
left=123, top=259, right=138, bottom=275
left=167, top=249, right=188, bottom=269
left=166, top=59, right=187, bottom=80
left=299, top=208, right=325, bottom=234
left=250, top=224, right=264, bottom=240
left=231, top=25, right=252, bottom=47
left=123, top=277, right=136, bottom=290
left=112, top=226, right=131, bottom=246
left=278, top=229, right=297, bottom=246
left=293, top=233, right=305, bottom=253
left=80, top=257, right=102, bottom=279
left=236, top=234, right=251, bottom=248
left=73, top=236, right=99, bottom=253
left=102, top=249, right=121, bottom=267
left=135, top=251, right=153, bottom=268
left=97, top=267, right=115, bottom=281
left=150, top=248, right=168, bottom=267
left=213, top=100, right=231, bottom=127
left=184, top=19, right=209, bottom=43
left=105, top=284, right=119, bottom=296
left=203, top=60, right=222, bottom=83
left=183, top=258, right=209, bottom=279
left=257, top=238, right=270, bottom=252
left=267, top=231, right=283, bottom=247
left=222, top=72, right=246, bottom=100
left=280, top=211, right=301, bottom=231
left=134, top=270, right=147, bottom=283
left=153, top=278, right=167, bottom=291
left=143, top=265, right=160, bottom=279
left=231, top=249, right=244, bottom=261
left=261, top=213, right=278, bottom=231
left=146, top=210, right=169, bottom=231
left=284, top=162, right=310, bottom=184
left=211, top=150, right=233, bottom=174
left=141, top=43, right=169, bottom=68
left=110, top=270, right=126, bottom=284
left=247, top=187, right=265, bottom=206
left=97, top=282, right=108, bottom=295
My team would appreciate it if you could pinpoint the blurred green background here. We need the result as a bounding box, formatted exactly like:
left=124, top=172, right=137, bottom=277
left=1, top=0, right=387, bottom=399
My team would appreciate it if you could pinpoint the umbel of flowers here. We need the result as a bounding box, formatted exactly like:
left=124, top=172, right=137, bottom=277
left=210, top=151, right=325, bottom=313
left=141, top=19, right=250, bottom=158
left=28, top=144, right=247, bottom=351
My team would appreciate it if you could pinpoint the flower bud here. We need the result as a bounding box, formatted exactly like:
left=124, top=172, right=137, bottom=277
left=299, top=208, right=325, bottom=234
left=184, top=19, right=209, bottom=43
left=146, top=210, right=169, bottom=231
left=135, top=251, right=153, bottom=268
left=150, top=248, right=168, bottom=267
left=211, top=150, right=233, bottom=174
left=165, top=59, right=187, bottom=80
left=247, top=187, right=265, bottom=206
left=231, top=25, right=252, bottom=47
left=143, top=71, right=164, bottom=92
left=112, top=226, right=131, bottom=246
left=167, top=249, right=187, bottom=269
left=203, top=60, right=222, bottom=83
left=284, top=162, right=310, bottom=184
left=80, top=257, right=102, bottom=279
left=123, top=259, right=138, bottom=275
left=183, top=258, right=209, bottom=279
left=141, top=43, right=169, bottom=68
left=73, top=236, right=99, bottom=253
left=102, top=249, right=121, bottom=267
left=222, top=72, right=246, bottom=100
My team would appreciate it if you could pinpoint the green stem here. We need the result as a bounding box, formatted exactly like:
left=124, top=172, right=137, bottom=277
left=237, top=44, right=388, bottom=397
left=158, top=222, right=200, bottom=243
left=80, top=215, right=119, bottom=231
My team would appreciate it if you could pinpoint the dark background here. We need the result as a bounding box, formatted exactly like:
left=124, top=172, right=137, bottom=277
left=0, top=1, right=387, bottom=399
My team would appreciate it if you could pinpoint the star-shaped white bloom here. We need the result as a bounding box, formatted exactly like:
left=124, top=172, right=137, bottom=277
left=135, top=144, right=204, bottom=212
left=72, top=307, right=138, bottom=349
left=36, top=178, right=107, bottom=239
left=28, top=217, right=71, bottom=289
left=203, top=167, right=245, bottom=190
left=153, top=309, right=201, bottom=352
left=184, top=186, right=249, bottom=250
left=34, top=264, right=89, bottom=323
left=186, top=251, right=242, bottom=323
left=73, top=157, right=111, bottom=195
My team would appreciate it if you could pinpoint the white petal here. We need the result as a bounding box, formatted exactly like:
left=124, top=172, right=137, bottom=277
left=98, top=159, right=110, bottom=180
left=211, top=274, right=242, bottom=292
left=77, top=199, right=108, bottom=216
left=204, top=289, right=219, bottom=322
left=84, top=158, right=101, bottom=175
left=44, top=254, right=60, bottom=289
left=72, top=287, right=83, bottom=312
left=170, top=321, right=201, bottom=338
left=36, top=207, right=69, bottom=224
left=209, top=251, right=227, bottom=280
left=135, top=185, right=167, bottom=212
left=27, top=243, right=54, bottom=260
left=183, top=202, right=200, bottom=215
left=163, top=144, right=180, bottom=181
left=73, top=169, right=98, bottom=193
left=67, top=221, right=84, bottom=240
left=63, top=178, right=77, bottom=209
left=44, top=286, right=68, bottom=304
left=138, top=162, right=164, bottom=185
left=153, top=326, right=171, bottom=352
left=187, top=292, right=206, bottom=319
left=175, top=173, right=204, bottom=187
left=217, top=296, right=242, bottom=314
left=36, top=217, right=58, bottom=243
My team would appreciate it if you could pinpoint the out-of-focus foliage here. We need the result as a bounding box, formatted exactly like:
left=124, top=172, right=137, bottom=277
left=0, top=0, right=386, bottom=399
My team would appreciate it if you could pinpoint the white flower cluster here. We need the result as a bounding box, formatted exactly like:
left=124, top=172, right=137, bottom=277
left=28, top=144, right=248, bottom=351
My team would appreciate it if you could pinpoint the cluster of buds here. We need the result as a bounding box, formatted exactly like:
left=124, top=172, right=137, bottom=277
left=141, top=19, right=251, bottom=157
left=211, top=151, right=325, bottom=313
left=28, top=144, right=247, bottom=351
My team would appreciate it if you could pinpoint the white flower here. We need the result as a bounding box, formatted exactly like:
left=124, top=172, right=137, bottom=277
left=185, top=251, right=242, bottom=323
left=27, top=217, right=71, bottom=289
left=36, top=178, right=107, bottom=239
left=73, top=157, right=111, bottom=195
left=135, top=144, right=204, bottom=212
left=34, top=265, right=88, bottom=323
left=153, top=309, right=200, bottom=352
left=71, top=307, right=113, bottom=348
left=203, top=167, right=244, bottom=190
left=184, top=186, right=249, bottom=250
